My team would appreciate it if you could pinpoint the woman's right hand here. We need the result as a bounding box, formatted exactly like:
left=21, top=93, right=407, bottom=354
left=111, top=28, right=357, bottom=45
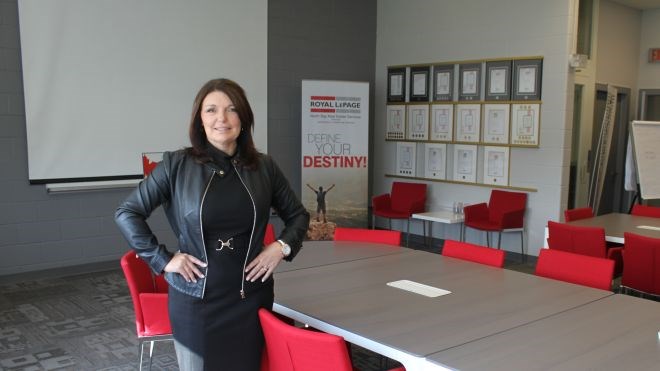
left=164, top=252, right=207, bottom=283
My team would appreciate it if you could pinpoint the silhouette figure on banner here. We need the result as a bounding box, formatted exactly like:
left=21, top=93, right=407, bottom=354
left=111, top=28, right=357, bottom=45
left=306, top=183, right=335, bottom=223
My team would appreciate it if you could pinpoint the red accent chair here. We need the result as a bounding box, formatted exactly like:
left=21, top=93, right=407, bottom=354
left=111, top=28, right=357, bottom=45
left=120, top=251, right=172, bottom=371
left=441, top=239, right=505, bottom=268
left=546, top=221, right=623, bottom=276
left=462, top=190, right=527, bottom=257
left=620, top=232, right=660, bottom=298
left=264, top=223, right=276, bottom=246
left=631, top=204, right=660, bottom=218
left=258, top=309, right=405, bottom=371
left=334, top=227, right=401, bottom=246
left=564, top=206, right=594, bottom=222
left=372, top=181, right=427, bottom=246
left=535, top=249, right=614, bottom=291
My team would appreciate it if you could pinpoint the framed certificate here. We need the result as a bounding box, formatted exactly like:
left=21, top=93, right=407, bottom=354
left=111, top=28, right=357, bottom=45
left=483, top=104, right=510, bottom=144
left=386, top=105, right=406, bottom=140
left=512, top=59, right=542, bottom=100
left=458, top=63, right=481, bottom=101
left=433, top=64, right=454, bottom=101
left=452, top=144, right=477, bottom=183
left=483, top=146, right=510, bottom=185
left=485, top=60, right=512, bottom=101
left=387, top=67, right=406, bottom=102
left=424, top=143, right=447, bottom=180
left=511, top=103, right=540, bottom=146
left=409, top=66, right=430, bottom=102
left=396, top=142, right=416, bottom=177
left=455, top=104, right=481, bottom=143
left=406, top=104, right=429, bottom=140
left=430, top=103, right=454, bottom=141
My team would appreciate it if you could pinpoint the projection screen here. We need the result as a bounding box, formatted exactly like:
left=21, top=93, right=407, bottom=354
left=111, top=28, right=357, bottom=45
left=18, top=0, right=267, bottom=184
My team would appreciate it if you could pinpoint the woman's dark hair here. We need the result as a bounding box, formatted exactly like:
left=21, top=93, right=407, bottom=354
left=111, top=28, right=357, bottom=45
left=187, top=78, right=259, bottom=168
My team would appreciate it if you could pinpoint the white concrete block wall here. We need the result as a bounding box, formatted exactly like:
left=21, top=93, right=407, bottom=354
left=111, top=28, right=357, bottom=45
left=374, top=0, right=577, bottom=256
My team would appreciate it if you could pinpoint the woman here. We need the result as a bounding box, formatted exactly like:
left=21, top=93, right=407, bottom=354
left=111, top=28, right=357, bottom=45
left=115, top=78, right=310, bottom=370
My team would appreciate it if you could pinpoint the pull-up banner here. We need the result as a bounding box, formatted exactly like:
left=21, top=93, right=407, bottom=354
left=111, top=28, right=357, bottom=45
left=301, top=80, right=369, bottom=239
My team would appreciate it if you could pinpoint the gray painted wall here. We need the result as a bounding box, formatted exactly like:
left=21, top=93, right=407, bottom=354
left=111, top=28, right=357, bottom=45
left=267, top=0, right=376, bottom=195
left=0, top=0, right=376, bottom=276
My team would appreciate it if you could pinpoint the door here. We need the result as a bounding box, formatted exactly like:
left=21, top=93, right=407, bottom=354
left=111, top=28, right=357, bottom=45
left=589, top=85, right=630, bottom=214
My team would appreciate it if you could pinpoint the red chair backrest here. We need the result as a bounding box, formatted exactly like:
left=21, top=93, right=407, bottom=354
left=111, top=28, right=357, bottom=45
left=547, top=221, right=573, bottom=253
left=333, top=227, right=401, bottom=246
left=258, top=308, right=353, bottom=371
left=571, top=224, right=608, bottom=258
left=442, top=239, right=505, bottom=267
left=622, top=232, right=660, bottom=295
left=120, top=251, right=170, bottom=336
left=390, top=181, right=426, bottom=213
left=547, top=221, right=607, bottom=258
left=564, top=207, right=594, bottom=222
left=631, top=204, right=660, bottom=218
left=535, top=249, right=614, bottom=291
left=264, top=223, right=277, bottom=246
left=488, top=190, right=527, bottom=227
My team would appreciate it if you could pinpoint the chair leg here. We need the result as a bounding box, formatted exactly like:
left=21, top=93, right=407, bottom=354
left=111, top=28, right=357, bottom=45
left=372, top=214, right=375, bottom=229
left=423, top=220, right=427, bottom=244
left=520, top=230, right=525, bottom=263
left=138, top=340, right=145, bottom=371
left=406, top=218, right=410, bottom=247
left=147, top=340, right=155, bottom=370
left=486, top=231, right=490, bottom=247
left=388, top=218, right=392, bottom=230
left=497, top=232, right=502, bottom=250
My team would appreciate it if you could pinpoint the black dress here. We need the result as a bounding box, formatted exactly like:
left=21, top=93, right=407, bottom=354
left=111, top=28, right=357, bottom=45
left=168, top=148, right=273, bottom=371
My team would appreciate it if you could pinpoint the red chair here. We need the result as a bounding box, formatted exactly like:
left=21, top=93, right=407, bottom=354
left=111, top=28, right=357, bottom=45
left=258, top=309, right=405, bottom=371
left=441, top=239, right=505, bottom=268
left=564, top=206, right=594, bottom=222
left=631, top=204, right=660, bottom=218
left=535, top=249, right=614, bottom=291
left=120, top=251, right=172, bottom=371
left=372, top=181, right=426, bottom=246
left=264, top=223, right=276, bottom=246
left=620, top=232, right=660, bottom=298
left=547, top=221, right=623, bottom=276
left=462, top=190, right=527, bottom=257
left=334, top=227, right=401, bottom=246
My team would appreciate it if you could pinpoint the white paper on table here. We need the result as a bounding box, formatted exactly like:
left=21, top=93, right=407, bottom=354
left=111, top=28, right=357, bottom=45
left=387, top=280, right=451, bottom=298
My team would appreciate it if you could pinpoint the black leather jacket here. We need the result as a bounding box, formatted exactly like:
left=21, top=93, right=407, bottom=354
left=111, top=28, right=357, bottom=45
left=115, top=150, right=310, bottom=298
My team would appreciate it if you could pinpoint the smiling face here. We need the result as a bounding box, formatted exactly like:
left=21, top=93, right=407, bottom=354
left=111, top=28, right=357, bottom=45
left=200, top=90, right=241, bottom=155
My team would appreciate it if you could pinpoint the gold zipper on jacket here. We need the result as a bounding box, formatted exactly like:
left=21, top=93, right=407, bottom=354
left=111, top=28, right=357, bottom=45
left=198, top=170, right=215, bottom=298
left=232, top=161, right=257, bottom=300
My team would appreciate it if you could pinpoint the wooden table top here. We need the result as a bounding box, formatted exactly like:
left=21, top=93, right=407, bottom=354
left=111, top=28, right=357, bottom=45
left=566, top=212, right=660, bottom=243
left=429, top=294, right=660, bottom=371
left=274, top=243, right=612, bottom=360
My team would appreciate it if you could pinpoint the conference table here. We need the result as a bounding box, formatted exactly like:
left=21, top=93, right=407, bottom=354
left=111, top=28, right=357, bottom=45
left=566, top=212, right=660, bottom=243
left=273, top=241, right=621, bottom=370
left=429, top=294, right=660, bottom=370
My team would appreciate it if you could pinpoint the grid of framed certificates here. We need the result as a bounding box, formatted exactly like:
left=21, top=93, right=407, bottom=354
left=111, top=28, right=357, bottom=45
left=395, top=142, right=511, bottom=186
left=386, top=57, right=542, bottom=187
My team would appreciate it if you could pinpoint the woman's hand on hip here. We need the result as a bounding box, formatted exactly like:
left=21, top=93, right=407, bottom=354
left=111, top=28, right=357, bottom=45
left=164, top=252, right=207, bottom=283
left=245, top=243, right=284, bottom=282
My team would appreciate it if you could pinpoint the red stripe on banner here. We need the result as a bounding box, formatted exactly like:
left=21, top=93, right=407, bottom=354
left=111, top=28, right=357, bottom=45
left=311, top=96, right=336, bottom=100
left=311, top=108, right=335, bottom=113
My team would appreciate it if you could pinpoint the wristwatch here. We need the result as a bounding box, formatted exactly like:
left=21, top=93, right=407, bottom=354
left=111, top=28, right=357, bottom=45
left=277, top=239, right=291, bottom=257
